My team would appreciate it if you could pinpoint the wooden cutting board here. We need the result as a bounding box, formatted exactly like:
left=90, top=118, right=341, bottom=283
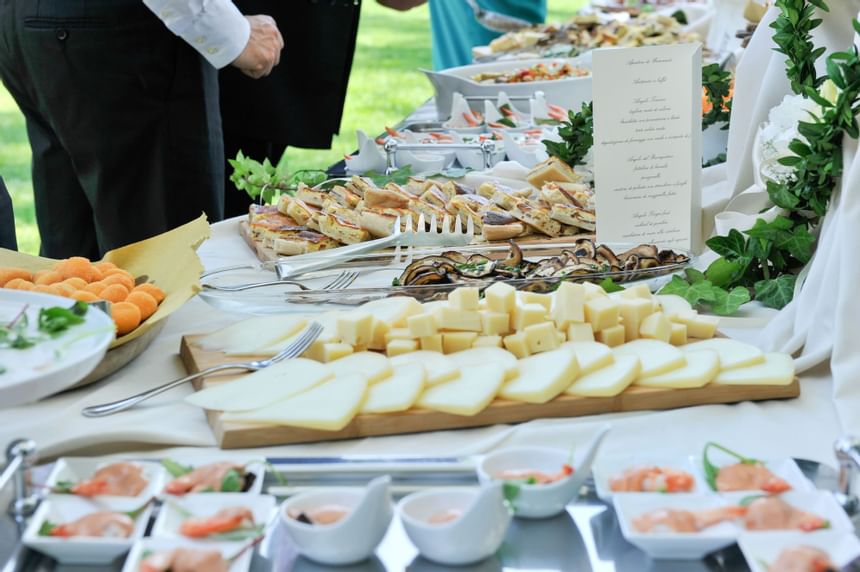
left=180, top=335, right=800, bottom=450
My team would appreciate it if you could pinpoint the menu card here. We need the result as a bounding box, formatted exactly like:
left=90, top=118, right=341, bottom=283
left=592, top=43, right=702, bottom=252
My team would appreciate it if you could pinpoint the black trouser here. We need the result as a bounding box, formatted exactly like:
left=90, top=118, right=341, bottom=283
left=0, top=0, right=224, bottom=259
left=0, top=176, right=18, bottom=250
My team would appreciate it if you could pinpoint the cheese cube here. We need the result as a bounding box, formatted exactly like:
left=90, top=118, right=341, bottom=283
left=557, top=332, right=566, bottom=345
left=619, top=298, right=653, bottom=341
left=567, top=322, right=595, bottom=342
left=512, top=303, right=548, bottom=331
left=385, top=328, right=415, bottom=343
left=433, top=306, right=482, bottom=332
left=337, top=312, right=374, bottom=347
left=585, top=297, right=619, bottom=332
left=582, top=281, right=608, bottom=300
left=517, top=291, right=552, bottom=311
left=621, top=283, right=652, bottom=300
left=480, top=311, right=511, bottom=336
left=449, top=287, right=480, bottom=310
left=657, top=294, right=693, bottom=319
left=442, top=332, right=478, bottom=354
left=387, top=338, right=419, bottom=357
left=407, top=313, right=437, bottom=338
left=669, top=323, right=687, bottom=346
left=503, top=332, right=531, bottom=359
left=669, top=309, right=698, bottom=324
left=473, top=335, right=503, bottom=348
left=639, top=312, right=671, bottom=343
left=485, top=282, right=516, bottom=313
left=523, top=322, right=560, bottom=354
left=677, top=314, right=720, bottom=339
left=551, top=282, right=585, bottom=329
left=420, top=334, right=443, bottom=353
left=477, top=298, right=488, bottom=310
left=306, top=342, right=354, bottom=363
left=369, top=319, right=390, bottom=351
left=595, top=324, right=625, bottom=347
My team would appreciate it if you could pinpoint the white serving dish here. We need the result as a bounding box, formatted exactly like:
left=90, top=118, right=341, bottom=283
left=738, top=531, right=860, bottom=572
left=22, top=496, right=152, bottom=564
left=612, top=494, right=739, bottom=560
left=594, top=455, right=703, bottom=501
left=694, top=455, right=814, bottom=494
left=281, top=476, right=392, bottom=565
left=153, top=493, right=276, bottom=541
left=162, top=460, right=266, bottom=496
left=45, top=458, right=166, bottom=512
left=122, top=537, right=253, bottom=572
left=397, top=484, right=511, bottom=565
left=0, top=291, right=114, bottom=407
left=729, top=491, right=855, bottom=534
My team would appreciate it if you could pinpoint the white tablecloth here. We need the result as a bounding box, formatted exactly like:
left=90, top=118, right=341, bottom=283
left=0, top=219, right=849, bottom=468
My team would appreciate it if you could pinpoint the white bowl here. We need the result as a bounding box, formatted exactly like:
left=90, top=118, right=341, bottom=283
left=594, top=455, right=704, bottom=502
left=738, top=531, right=860, bottom=572
left=728, top=491, right=855, bottom=534
left=152, top=493, right=276, bottom=541
left=122, top=537, right=253, bottom=572
left=397, top=484, right=511, bottom=565
left=162, top=460, right=266, bottom=496
left=280, top=476, right=392, bottom=565
left=613, top=494, right=738, bottom=560
left=23, top=495, right=152, bottom=564
left=45, top=457, right=166, bottom=512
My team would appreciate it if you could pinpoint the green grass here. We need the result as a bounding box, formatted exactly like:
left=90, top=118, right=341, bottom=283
left=0, top=0, right=585, bottom=255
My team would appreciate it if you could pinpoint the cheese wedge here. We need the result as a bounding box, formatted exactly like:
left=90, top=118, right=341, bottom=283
left=566, top=354, right=640, bottom=397
left=561, top=341, right=614, bottom=376
left=674, top=313, right=720, bottom=339
left=222, top=373, right=368, bottom=430
left=389, top=351, right=458, bottom=386
left=567, top=322, right=594, bottom=343
left=327, top=351, right=392, bottom=384
left=185, top=358, right=332, bottom=412
left=361, top=364, right=426, bottom=414
left=613, top=340, right=686, bottom=377
left=635, top=349, right=720, bottom=389
left=305, top=342, right=353, bottom=363
left=682, top=338, right=765, bottom=371
left=337, top=312, right=374, bottom=347
left=358, top=297, right=424, bottom=327
left=252, top=311, right=341, bottom=356
left=656, top=294, right=693, bottom=319
left=500, top=346, right=579, bottom=404
left=712, top=353, right=795, bottom=385
left=417, top=363, right=505, bottom=416
left=200, top=315, right=307, bottom=355
left=448, top=347, right=518, bottom=380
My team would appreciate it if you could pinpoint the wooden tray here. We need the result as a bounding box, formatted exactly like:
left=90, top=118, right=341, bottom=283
left=180, top=335, right=801, bottom=450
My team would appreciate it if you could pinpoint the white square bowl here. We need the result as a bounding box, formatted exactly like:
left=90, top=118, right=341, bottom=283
left=691, top=455, right=814, bottom=494
left=45, top=457, right=166, bottom=511
left=152, top=493, right=276, bottom=542
left=161, top=460, right=266, bottom=496
left=728, top=491, right=854, bottom=534
left=739, top=531, right=860, bottom=572
left=594, top=455, right=704, bottom=501
left=122, top=537, right=253, bottom=572
left=22, top=496, right=152, bottom=564
left=613, top=494, right=739, bottom=560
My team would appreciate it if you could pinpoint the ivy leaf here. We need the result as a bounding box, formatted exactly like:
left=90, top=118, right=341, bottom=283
left=706, top=229, right=747, bottom=259
left=754, top=274, right=797, bottom=309
left=658, top=275, right=691, bottom=298
left=705, top=257, right=750, bottom=288
left=599, top=278, right=625, bottom=293
left=711, top=286, right=751, bottom=316
left=685, top=281, right=718, bottom=305
left=776, top=224, right=815, bottom=263
left=684, top=268, right=707, bottom=284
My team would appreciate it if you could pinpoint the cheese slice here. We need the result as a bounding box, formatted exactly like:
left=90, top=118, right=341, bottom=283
left=185, top=358, right=332, bottom=412
left=254, top=312, right=340, bottom=356
left=635, top=349, right=720, bottom=389
left=417, top=363, right=505, bottom=416
left=447, top=347, right=518, bottom=380
left=566, top=354, right=639, bottom=397
left=561, top=341, right=614, bottom=376
left=389, top=351, right=458, bottom=386
left=656, top=294, right=693, bottom=318
left=500, top=346, right=579, bottom=404
left=712, top=353, right=795, bottom=386
left=200, top=315, right=307, bottom=355
left=361, top=364, right=426, bottom=414
left=613, top=339, right=686, bottom=377
left=222, top=373, right=368, bottom=430
left=683, top=338, right=765, bottom=371
left=327, top=351, right=392, bottom=384
left=358, top=297, right=423, bottom=327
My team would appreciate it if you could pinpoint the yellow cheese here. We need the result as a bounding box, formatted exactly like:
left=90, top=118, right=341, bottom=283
left=186, top=358, right=333, bottom=412
left=512, top=303, right=549, bottom=331
left=421, top=300, right=449, bottom=314
left=595, top=324, right=625, bottom=347
left=551, top=282, right=585, bottom=329
left=485, top=281, right=516, bottom=313
left=639, top=312, right=672, bottom=344
left=442, top=332, right=479, bottom=354
left=369, top=319, right=390, bottom=351
left=328, top=351, right=393, bottom=384
left=358, top=296, right=424, bottom=327
left=500, top=346, right=579, bottom=403
left=385, top=328, right=415, bottom=342
left=306, top=342, right=354, bottom=363
left=585, top=297, right=619, bottom=332
left=676, top=313, right=720, bottom=339
left=199, top=315, right=308, bottom=355
left=556, top=331, right=567, bottom=345
left=582, top=281, right=609, bottom=300
left=361, top=364, right=426, bottom=414
left=523, top=321, right=560, bottom=354
left=619, top=298, right=653, bottom=341
left=567, top=322, right=595, bottom=343
left=669, top=323, right=688, bottom=346
left=566, top=354, right=640, bottom=397
left=561, top=341, right=614, bottom=375
left=222, top=373, right=368, bottom=430
left=636, top=349, right=720, bottom=389
left=407, top=313, right=437, bottom=338
left=712, top=353, right=795, bottom=385
left=517, top=291, right=552, bottom=312
left=449, top=287, right=480, bottom=310
left=656, top=294, right=693, bottom=319
left=448, top=347, right=518, bottom=380
left=473, top=335, right=503, bottom=348
left=614, top=339, right=686, bottom=377
left=336, top=311, right=374, bottom=347
left=620, top=283, right=652, bottom=300
left=480, top=311, right=511, bottom=336
left=420, top=334, right=443, bottom=353
left=433, top=307, right=482, bottom=332
left=390, top=350, right=458, bottom=386
left=417, top=363, right=505, bottom=416
left=387, top=338, right=419, bottom=357
left=503, top=332, right=531, bottom=359
left=683, top=338, right=764, bottom=370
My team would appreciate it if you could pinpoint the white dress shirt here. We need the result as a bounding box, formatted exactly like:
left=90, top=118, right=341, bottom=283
left=143, top=0, right=251, bottom=69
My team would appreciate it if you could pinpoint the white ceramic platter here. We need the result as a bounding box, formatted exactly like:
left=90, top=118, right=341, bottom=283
left=152, top=493, right=276, bottom=542
left=728, top=491, right=855, bottom=534
left=45, top=458, right=167, bottom=512
left=692, top=455, right=815, bottom=494
left=122, top=537, right=253, bottom=572
left=739, top=531, right=860, bottom=572
left=594, top=455, right=704, bottom=501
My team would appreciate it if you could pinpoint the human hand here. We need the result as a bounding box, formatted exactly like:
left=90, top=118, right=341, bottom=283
left=231, top=15, right=283, bottom=79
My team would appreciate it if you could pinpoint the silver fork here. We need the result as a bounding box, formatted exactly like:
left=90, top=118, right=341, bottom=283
left=80, top=322, right=324, bottom=418
left=203, top=269, right=359, bottom=293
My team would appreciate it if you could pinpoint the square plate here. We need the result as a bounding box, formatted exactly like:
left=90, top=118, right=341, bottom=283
left=45, top=457, right=166, bottom=512
left=725, top=491, right=854, bottom=534
left=738, top=531, right=860, bottom=572
left=152, top=493, right=276, bottom=542
left=161, top=460, right=266, bottom=496
left=122, top=537, right=253, bottom=572
left=691, top=456, right=814, bottom=494
left=594, top=455, right=703, bottom=501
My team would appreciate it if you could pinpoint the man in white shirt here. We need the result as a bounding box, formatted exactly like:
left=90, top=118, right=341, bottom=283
left=0, top=0, right=283, bottom=258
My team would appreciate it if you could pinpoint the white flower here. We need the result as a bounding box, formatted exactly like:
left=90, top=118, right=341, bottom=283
left=757, top=93, right=823, bottom=184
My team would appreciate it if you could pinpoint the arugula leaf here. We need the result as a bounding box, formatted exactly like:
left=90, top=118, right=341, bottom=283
left=599, top=278, right=625, bottom=293
left=362, top=166, right=416, bottom=186
left=671, top=9, right=688, bottom=25
left=754, top=274, right=797, bottom=309
left=220, top=469, right=244, bottom=492
left=38, top=303, right=87, bottom=337
left=53, top=480, right=77, bottom=494
left=207, top=524, right=265, bottom=542
left=161, top=458, right=193, bottom=478
left=38, top=521, right=56, bottom=536
left=702, top=442, right=760, bottom=491
left=502, top=482, right=521, bottom=511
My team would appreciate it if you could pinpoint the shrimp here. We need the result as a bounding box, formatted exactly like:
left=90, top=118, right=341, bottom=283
left=140, top=548, right=229, bottom=572
left=632, top=505, right=746, bottom=533
left=716, top=463, right=792, bottom=493
left=743, top=496, right=828, bottom=532
left=69, top=462, right=148, bottom=497
left=180, top=506, right=255, bottom=538
left=610, top=466, right=695, bottom=493
left=164, top=462, right=245, bottom=495
left=769, top=546, right=837, bottom=572
left=49, top=511, right=134, bottom=538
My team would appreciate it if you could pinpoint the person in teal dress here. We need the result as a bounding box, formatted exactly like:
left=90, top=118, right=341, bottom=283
left=378, top=0, right=547, bottom=69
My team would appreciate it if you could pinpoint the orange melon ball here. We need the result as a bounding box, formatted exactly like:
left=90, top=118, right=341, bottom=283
left=133, top=283, right=165, bottom=303
left=0, top=268, right=33, bottom=286
left=100, top=284, right=129, bottom=303
left=32, top=284, right=60, bottom=296
left=93, top=261, right=117, bottom=273
left=112, top=302, right=141, bottom=335
left=54, top=257, right=101, bottom=282
left=101, top=273, right=135, bottom=292
left=84, top=281, right=108, bottom=295
left=53, top=282, right=76, bottom=297
left=5, top=278, right=34, bottom=291
left=34, top=270, right=63, bottom=285
left=71, top=290, right=99, bottom=302
left=62, top=277, right=88, bottom=290
left=125, top=291, right=157, bottom=320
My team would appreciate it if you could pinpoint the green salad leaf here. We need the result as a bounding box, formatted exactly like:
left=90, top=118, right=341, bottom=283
left=161, top=458, right=193, bottom=478
left=702, top=442, right=760, bottom=491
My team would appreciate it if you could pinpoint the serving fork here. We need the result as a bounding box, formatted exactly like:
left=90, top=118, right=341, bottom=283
left=204, top=269, right=359, bottom=294
left=80, top=322, right=323, bottom=418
